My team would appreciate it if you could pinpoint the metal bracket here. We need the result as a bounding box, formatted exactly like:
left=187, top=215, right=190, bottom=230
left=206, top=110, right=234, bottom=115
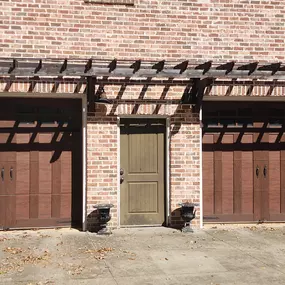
left=181, top=78, right=200, bottom=104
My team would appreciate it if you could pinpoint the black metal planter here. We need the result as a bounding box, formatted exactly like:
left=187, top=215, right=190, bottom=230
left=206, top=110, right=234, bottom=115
left=93, top=204, right=114, bottom=235
left=179, top=202, right=196, bottom=233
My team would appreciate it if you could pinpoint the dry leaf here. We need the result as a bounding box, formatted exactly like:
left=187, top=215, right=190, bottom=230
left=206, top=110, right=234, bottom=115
left=3, top=247, right=23, bottom=254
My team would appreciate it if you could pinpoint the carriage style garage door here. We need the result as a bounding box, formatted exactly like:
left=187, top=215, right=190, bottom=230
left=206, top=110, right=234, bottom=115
left=203, top=102, right=285, bottom=223
left=0, top=98, right=82, bottom=229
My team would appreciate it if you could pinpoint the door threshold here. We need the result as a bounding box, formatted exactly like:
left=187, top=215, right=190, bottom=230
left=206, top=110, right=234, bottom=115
left=0, top=227, right=9, bottom=231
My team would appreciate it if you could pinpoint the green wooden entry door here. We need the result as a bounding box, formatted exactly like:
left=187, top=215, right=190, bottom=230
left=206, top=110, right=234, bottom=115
left=120, top=119, right=165, bottom=226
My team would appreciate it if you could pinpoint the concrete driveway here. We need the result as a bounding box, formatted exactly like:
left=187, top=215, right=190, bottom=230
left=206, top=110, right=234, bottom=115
left=0, top=225, right=285, bottom=285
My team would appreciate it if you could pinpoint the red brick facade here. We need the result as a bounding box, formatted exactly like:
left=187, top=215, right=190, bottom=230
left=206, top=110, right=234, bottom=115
left=1, top=0, right=284, bottom=229
left=86, top=82, right=200, bottom=228
left=1, top=0, right=284, bottom=61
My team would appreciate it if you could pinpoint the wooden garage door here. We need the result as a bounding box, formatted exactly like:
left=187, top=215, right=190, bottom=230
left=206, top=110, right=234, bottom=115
left=203, top=102, right=285, bottom=223
left=0, top=98, right=82, bottom=229
left=120, top=119, right=165, bottom=226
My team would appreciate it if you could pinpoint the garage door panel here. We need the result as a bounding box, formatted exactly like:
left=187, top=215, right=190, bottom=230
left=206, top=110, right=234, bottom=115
left=6, top=161, right=16, bottom=197
left=214, top=151, right=222, bottom=214
left=5, top=195, right=16, bottom=227
left=0, top=134, right=10, bottom=144
left=269, top=134, right=279, bottom=143
left=16, top=133, right=30, bottom=144
left=0, top=195, right=6, bottom=228
left=60, top=194, right=72, bottom=218
left=52, top=158, right=61, bottom=195
left=202, top=150, right=214, bottom=214
left=268, top=214, right=285, bottom=221
left=222, top=151, right=234, bottom=214
left=241, top=152, right=254, bottom=214
left=29, top=194, right=39, bottom=219
left=14, top=218, right=72, bottom=228
left=0, top=121, right=15, bottom=128
left=203, top=102, right=285, bottom=223
left=2, top=152, right=16, bottom=163
left=16, top=195, right=30, bottom=220
left=253, top=173, right=263, bottom=221
left=221, top=134, right=234, bottom=144
left=30, top=158, right=39, bottom=194
left=0, top=162, right=5, bottom=196
left=233, top=151, right=242, bottom=214
left=39, top=152, right=52, bottom=194
left=16, top=152, right=30, bottom=195
left=202, top=134, right=214, bottom=144
left=241, top=193, right=254, bottom=214
left=61, top=153, right=72, bottom=194
left=241, top=134, right=254, bottom=144
left=39, top=133, right=52, bottom=144
left=38, top=194, right=52, bottom=218
left=204, top=214, right=255, bottom=222
left=281, top=157, right=285, bottom=214
left=203, top=195, right=214, bottom=215
left=0, top=98, right=82, bottom=229
left=269, top=152, right=281, bottom=214
left=51, top=194, right=61, bottom=218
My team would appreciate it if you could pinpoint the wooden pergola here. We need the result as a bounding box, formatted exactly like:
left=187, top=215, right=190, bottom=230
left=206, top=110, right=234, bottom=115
left=0, top=58, right=285, bottom=105
left=1, top=58, right=285, bottom=79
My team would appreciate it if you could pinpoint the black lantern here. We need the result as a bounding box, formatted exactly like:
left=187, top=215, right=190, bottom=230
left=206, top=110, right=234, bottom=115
left=95, top=86, right=112, bottom=104
left=178, top=202, right=196, bottom=233
left=93, top=204, right=114, bottom=235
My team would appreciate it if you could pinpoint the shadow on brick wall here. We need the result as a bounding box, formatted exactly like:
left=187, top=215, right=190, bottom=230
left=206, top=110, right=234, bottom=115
left=86, top=209, right=103, bottom=233
left=86, top=78, right=202, bottom=141
left=169, top=207, right=184, bottom=230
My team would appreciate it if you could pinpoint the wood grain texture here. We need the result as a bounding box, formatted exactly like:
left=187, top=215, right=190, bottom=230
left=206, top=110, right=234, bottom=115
left=0, top=98, right=82, bottom=229
left=203, top=102, right=285, bottom=222
left=120, top=119, right=165, bottom=226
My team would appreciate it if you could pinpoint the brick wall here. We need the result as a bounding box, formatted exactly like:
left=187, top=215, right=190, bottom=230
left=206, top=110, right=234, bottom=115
left=1, top=0, right=284, bottom=229
left=0, top=0, right=284, bottom=61
left=86, top=81, right=200, bottom=229
left=0, top=77, right=201, bottom=229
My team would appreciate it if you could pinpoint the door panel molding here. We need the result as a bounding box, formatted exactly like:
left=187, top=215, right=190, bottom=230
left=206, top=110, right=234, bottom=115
left=120, top=118, right=166, bottom=226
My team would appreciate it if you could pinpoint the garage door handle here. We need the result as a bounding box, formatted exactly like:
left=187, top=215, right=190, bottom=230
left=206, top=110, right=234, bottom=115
left=263, top=166, right=267, bottom=178
left=1, top=168, right=4, bottom=181
left=10, top=167, right=13, bottom=180
left=256, top=166, right=259, bottom=177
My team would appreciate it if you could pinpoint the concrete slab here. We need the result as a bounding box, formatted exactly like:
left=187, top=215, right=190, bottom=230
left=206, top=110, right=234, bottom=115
left=0, top=225, right=285, bottom=284
left=149, top=250, right=227, bottom=275
left=2, top=278, right=118, bottom=285
left=105, top=252, right=164, bottom=278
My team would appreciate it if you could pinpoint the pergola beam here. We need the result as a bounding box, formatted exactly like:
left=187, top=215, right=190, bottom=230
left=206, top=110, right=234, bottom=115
left=2, top=67, right=285, bottom=79
left=0, top=58, right=284, bottom=80
left=203, top=96, right=285, bottom=102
